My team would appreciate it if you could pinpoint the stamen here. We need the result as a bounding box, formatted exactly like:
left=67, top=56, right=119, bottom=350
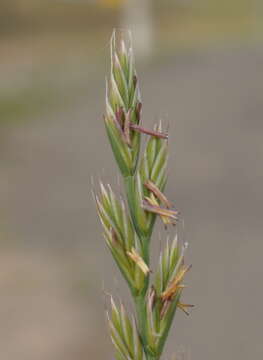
left=178, top=302, right=194, bottom=316
left=130, top=123, right=168, bottom=139
left=143, top=198, right=179, bottom=220
left=161, top=265, right=192, bottom=301
left=115, top=107, right=124, bottom=127
left=123, top=109, right=131, bottom=146
left=144, top=180, right=173, bottom=208
left=112, top=109, right=132, bottom=145
left=147, top=286, right=156, bottom=311
left=127, top=248, right=150, bottom=275
left=136, top=102, right=142, bottom=124
left=160, top=299, right=170, bottom=319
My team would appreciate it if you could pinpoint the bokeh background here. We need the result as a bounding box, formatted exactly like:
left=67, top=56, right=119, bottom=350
left=1, top=1, right=263, bottom=359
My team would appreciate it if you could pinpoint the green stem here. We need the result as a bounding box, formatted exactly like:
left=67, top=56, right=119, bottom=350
left=125, top=175, right=152, bottom=357
left=124, top=176, right=142, bottom=242
left=125, top=175, right=164, bottom=360
left=134, top=294, right=147, bottom=344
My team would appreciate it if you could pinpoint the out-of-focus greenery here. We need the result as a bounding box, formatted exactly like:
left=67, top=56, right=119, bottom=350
left=0, top=86, right=60, bottom=125
left=0, top=1, right=117, bottom=34
left=1, top=0, right=260, bottom=34
left=0, top=0, right=262, bottom=125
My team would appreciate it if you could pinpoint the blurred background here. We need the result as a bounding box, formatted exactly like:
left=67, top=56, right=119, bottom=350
left=1, top=1, right=263, bottom=359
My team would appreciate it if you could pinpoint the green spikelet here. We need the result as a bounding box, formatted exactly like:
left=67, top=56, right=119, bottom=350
left=105, top=30, right=142, bottom=177
left=140, top=123, right=168, bottom=191
left=95, top=182, right=148, bottom=295
left=109, top=299, right=144, bottom=360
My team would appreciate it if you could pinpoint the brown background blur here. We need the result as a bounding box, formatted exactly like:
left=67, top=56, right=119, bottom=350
left=1, top=1, right=263, bottom=359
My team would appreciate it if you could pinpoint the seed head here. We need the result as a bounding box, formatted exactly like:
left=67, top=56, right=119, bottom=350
left=96, top=29, right=193, bottom=360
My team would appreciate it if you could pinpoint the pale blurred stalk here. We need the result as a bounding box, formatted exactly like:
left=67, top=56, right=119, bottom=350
left=120, top=0, right=153, bottom=59
left=253, top=0, right=263, bottom=37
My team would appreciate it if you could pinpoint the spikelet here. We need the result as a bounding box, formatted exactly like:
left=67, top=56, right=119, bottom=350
left=95, top=182, right=148, bottom=295
left=108, top=298, right=144, bottom=360
left=140, top=122, right=168, bottom=191
left=105, top=30, right=142, bottom=177
left=134, top=238, right=192, bottom=358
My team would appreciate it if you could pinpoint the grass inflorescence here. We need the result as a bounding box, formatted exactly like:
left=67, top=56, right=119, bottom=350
left=95, top=29, right=192, bottom=360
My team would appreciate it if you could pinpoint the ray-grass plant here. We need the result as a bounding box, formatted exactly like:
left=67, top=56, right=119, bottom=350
left=95, top=30, right=192, bottom=360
